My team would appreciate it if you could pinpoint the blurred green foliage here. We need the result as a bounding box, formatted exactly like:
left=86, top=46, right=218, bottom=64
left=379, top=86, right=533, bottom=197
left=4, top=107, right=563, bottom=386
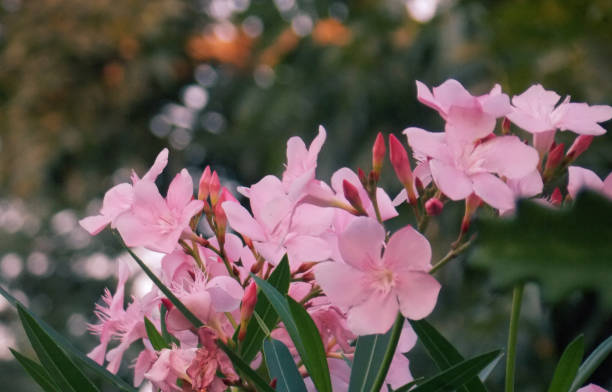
left=0, top=0, right=610, bottom=390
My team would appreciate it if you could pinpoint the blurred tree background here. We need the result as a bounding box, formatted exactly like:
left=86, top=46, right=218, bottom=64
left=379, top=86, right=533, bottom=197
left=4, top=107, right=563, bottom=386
left=0, top=0, right=610, bottom=390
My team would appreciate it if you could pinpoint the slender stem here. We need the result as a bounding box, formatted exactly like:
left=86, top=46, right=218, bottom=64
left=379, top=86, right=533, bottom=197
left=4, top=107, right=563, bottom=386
left=505, top=283, right=524, bottom=392
left=429, top=235, right=475, bottom=274
left=370, top=314, right=404, bottom=392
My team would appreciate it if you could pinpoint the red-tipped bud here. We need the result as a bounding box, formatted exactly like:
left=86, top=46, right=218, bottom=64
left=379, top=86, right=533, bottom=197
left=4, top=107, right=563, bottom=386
left=372, top=132, right=386, bottom=181
left=301, top=271, right=315, bottom=282
left=238, top=281, right=258, bottom=341
left=461, top=194, right=482, bottom=234
left=357, top=168, right=367, bottom=188
left=342, top=180, right=367, bottom=215
left=545, top=143, right=564, bottom=173
left=501, top=117, right=511, bottom=135
left=161, top=298, right=174, bottom=311
left=566, top=135, right=594, bottom=161
left=214, top=191, right=231, bottom=243
left=550, top=187, right=563, bottom=206
left=209, top=171, right=221, bottom=207
left=389, top=134, right=417, bottom=204
left=270, top=379, right=277, bottom=389
left=296, top=261, right=317, bottom=274
left=198, top=166, right=212, bottom=200
left=425, top=198, right=444, bottom=216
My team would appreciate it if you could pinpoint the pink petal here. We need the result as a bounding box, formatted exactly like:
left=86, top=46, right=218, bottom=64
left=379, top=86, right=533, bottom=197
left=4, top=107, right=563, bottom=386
left=429, top=159, right=473, bottom=201
left=114, top=212, right=162, bottom=248
left=479, top=86, right=512, bottom=118
left=384, top=225, right=432, bottom=270
left=403, top=127, right=448, bottom=161
left=471, top=172, right=515, bottom=211
left=131, top=180, right=169, bottom=223
left=567, top=166, right=604, bottom=199
left=432, top=79, right=475, bottom=114
left=167, top=169, right=194, bottom=211
left=445, top=106, right=496, bottom=144
left=506, top=170, right=543, bottom=198
left=207, top=276, right=244, bottom=312
left=416, top=80, right=445, bottom=115
left=555, top=103, right=612, bottom=135
left=100, top=183, right=134, bottom=222
left=286, top=235, right=332, bottom=265
left=222, top=201, right=266, bottom=241
left=576, top=384, right=608, bottom=392
left=314, top=262, right=367, bottom=310
left=253, top=241, right=286, bottom=266
left=141, top=148, right=169, bottom=182
left=396, top=271, right=441, bottom=320
left=347, top=291, right=398, bottom=335
left=338, top=217, right=385, bottom=270
left=375, top=188, right=399, bottom=221
left=291, top=203, right=334, bottom=235
left=508, top=84, right=559, bottom=133
left=79, top=215, right=111, bottom=235
left=474, top=136, right=539, bottom=179
left=602, top=172, right=612, bottom=199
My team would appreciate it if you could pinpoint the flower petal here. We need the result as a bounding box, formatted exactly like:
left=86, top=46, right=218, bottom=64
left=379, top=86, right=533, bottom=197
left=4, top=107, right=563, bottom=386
left=338, top=217, right=385, bottom=270
left=396, top=271, right=441, bottom=320
left=473, top=136, right=539, bottom=179
left=429, top=159, right=473, bottom=201
left=567, top=166, right=604, bottom=199
left=347, top=292, right=398, bottom=335
left=384, top=225, right=432, bottom=271
left=314, top=262, right=367, bottom=310
left=471, top=172, right=515, bottom=211
left=222, top=201, right=266, bottom=241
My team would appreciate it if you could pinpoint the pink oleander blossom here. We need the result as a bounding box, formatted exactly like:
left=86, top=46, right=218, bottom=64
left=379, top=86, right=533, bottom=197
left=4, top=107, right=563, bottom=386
left=114, top=169, right=204, bottom=254
left=577, top=385, right=608, bottom=392
left=404, top=127, right=539, bottom=211
left=314, top=217, right=440, bottom=335
left=507, top=84, right=612, bottom=154
left=282, top=125, right=327, bottom=199
left=144, top=346, right=196, bottom=392
left=79, top=149, right=169, bottom=235
left=186, top=328, right=239, bottom=391
left=567, top=166, right=612, bottom=200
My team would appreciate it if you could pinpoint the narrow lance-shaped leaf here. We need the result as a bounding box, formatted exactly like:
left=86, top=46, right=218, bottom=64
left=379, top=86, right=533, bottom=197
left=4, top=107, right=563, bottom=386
left=253, top=275, right=332, bottom=392
left=409, top=319, right=489, bottom=392
left=0, top=285, right=137, bottom=392
left=397, top=350, right=503, bottom=392
left=17, top=305, right=101, bottom=392
left=10, top=349, right=61, bottom=392
left=570, top=335, right=612, bottom=392
left=239, top=256, right=290, bottom=362
left=144, top=317, right=170, bottom=351
left=263, top=338, right=308, bottom=392
left=217, top=341, right=276, bottom=392
left=547, top=335, right=584, bottom=392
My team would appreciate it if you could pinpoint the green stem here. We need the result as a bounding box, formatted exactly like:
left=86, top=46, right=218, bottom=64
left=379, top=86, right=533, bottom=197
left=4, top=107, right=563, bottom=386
left=505, top=283, right=524, bottom=392
left=370, top=314, right=404, bottom=392
left=429, top=236, right=475, bottom=274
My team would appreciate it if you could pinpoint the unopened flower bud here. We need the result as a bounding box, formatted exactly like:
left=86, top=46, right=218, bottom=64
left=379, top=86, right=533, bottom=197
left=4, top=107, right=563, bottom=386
left=389, top=134, right=417, bottom=204
left=357, top=168, right=367, bottom=188
left=550, top=187, right=563, bottom=206
left=214, top=191, right=230, bottom=243
left=425, top=198, right=444, bottom=216
left=501, top=117, right=511, bottom=135
left=209, top=171, right=221, bottom=207
left=544, top=143, right=565, bottom=173
left=301, top=271, right=315, bottom=282
left=161, top=298, right=174, bottom=311
left=238, top=281, right=258, bottom=341
left=342, top=180, right=367, bottom=216
left=566, top=135, right=594, bottom=162
left=270, top=379, right=277, bottom=389
left=296, top=261, right=317, bottom=274
left=198, top=166, right=211, bottom=200
left=371, top=132, right=386, bottom=181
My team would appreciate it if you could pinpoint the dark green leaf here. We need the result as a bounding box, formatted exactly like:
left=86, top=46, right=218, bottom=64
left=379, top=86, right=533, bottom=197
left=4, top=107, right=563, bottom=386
left=471, top=191, right=612, bottom=305
left=218, top=341, right=276, bottom=392
left=349, top=315, right=404, bottom=392
left=18, top=305, right=101, bottom=392
left=253, top=275, right=332, bottom=392
left=10, top=349, right=61, bottom=392
left=409, top=319, right=488, bottom=392
left=400, top=350, right=503, bottom=392
left=239, top=256, right=290, bottom=362
left=547, top=335, right=584, bottom=392
left=263, top=338, right=308, bottom=392
left=0, top=286, right=136, bottom=392
left=119, top=235, right=204, bottom=328
left=570, top=335, right=612, bottom=392
left=144, top=317, right=170, bottom=351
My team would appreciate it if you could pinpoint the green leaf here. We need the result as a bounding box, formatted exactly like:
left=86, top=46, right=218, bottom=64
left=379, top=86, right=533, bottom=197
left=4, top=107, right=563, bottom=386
left=0, top=285, right=136, bottom=392
left=349, top=315, right=404, bottom=392
left=253, top=275, right=332, bottom=392
left=10, top=349, right=61, bottom=392
left=570, top=335, right=612, bottom=392
left=399, top=350, right=503, bottom=392
left=218, top=341, right=276, bottom=392
left=471, top=191, right=612, bottom=305
left=547, top=335, right=584, bottom=392
left=239, top=256, right=290, bottom=362
left=409, top=319, right=488, bottom=392
left=144, top=317, right=170, bottom=351
left=263, top=338, right=308, bottom=392
left=119, top=235, right=204, bottom=328
left=17, top=305, right=101, bottom=392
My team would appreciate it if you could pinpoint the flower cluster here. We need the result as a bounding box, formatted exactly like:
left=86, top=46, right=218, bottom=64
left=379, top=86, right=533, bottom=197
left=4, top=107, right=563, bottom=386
left=80, top=79, right=612, bottom=391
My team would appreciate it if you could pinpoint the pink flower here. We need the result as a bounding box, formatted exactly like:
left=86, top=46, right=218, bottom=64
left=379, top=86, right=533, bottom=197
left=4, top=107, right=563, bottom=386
left=282, top=125, right=327, bottom=199
left=577, top=385, right=608, bottom=392
left=314, top=217, right=440, bottom=335
left=187, top=328, right=239, bottom=391
left=507, top=84, right=612, bottom=153
left=144, top=346, right=196, bottom=392
left=79, top=149, right=169, bottom=235
left=404, top=126, right=538, bottom=211
left=114, top=169, right=204, bottom=254
left=567, top=166, right=612, bottom=200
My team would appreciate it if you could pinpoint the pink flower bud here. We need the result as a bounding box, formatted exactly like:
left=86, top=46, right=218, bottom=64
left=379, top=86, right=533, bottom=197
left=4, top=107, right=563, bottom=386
left=342, top=180, right=367, bottom=215
left=357, top=167, right=367, bottom=188
left=214, top=189, right=232, bottom=240
left=371, top=132, right=386, bottom=181
left=545, top=143, right=565, bottom=173
left=389, top=134, right=417, bottom=204
left=198, top=166, right=211, bottom=200
left=550, top=187, right=563, bottom=206
left=209, top=171, right=221, bottom=207
left=238, top=281, right=258, bottom=341
left=425, top=198, right=444, bottom=216
left=566, top=135, right=594, bottom=161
